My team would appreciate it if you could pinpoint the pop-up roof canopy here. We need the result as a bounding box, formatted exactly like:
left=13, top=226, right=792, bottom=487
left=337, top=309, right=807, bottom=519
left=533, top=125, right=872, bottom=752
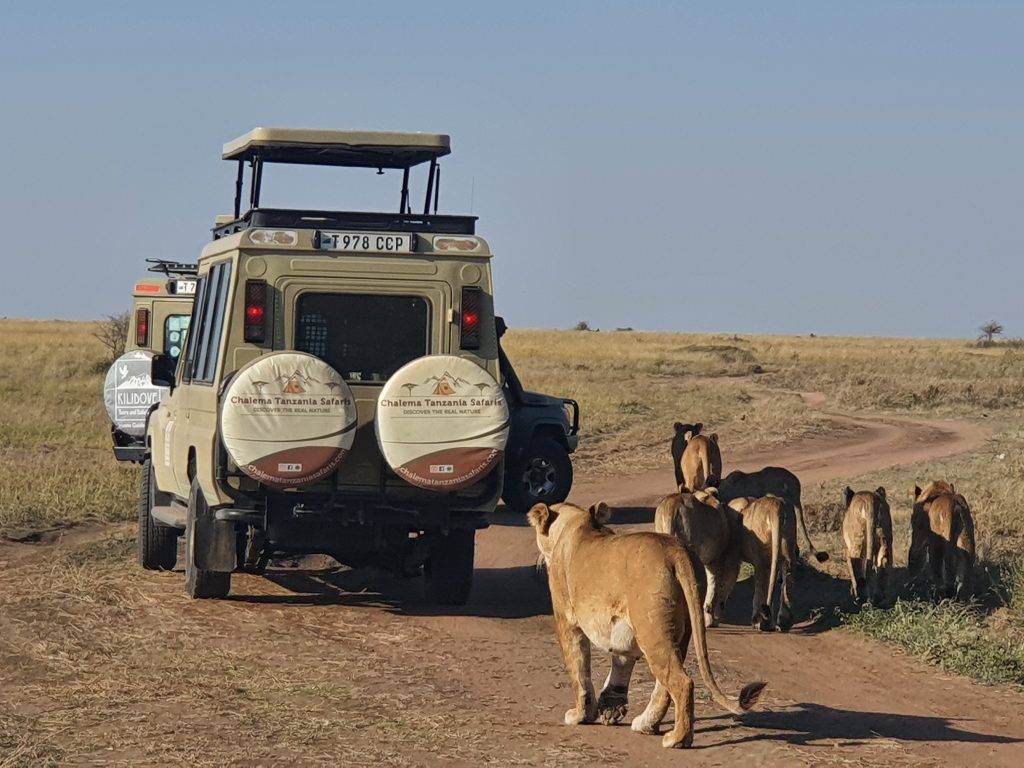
left=222, top=127, right=451, bottom=169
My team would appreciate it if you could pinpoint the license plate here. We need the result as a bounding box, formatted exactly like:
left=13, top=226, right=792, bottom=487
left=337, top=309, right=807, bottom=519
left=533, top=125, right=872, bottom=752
left=315, top=231, right=413, bottom=253
left=173, top=279, right=197, bottom=295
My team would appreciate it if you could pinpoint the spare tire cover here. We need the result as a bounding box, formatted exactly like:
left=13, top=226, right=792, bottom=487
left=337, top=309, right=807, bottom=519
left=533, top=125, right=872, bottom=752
left=220, top=351, right=357, bottom=488
left=376, top=355, right=509, bottom=491
left=103, top=350, right=168, bottom=438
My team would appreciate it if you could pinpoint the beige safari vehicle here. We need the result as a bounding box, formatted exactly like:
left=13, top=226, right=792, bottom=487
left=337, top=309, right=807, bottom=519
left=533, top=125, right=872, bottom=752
left=140, top=129, right=576, bottom=603
left=108, top=260, right=196, bottom=462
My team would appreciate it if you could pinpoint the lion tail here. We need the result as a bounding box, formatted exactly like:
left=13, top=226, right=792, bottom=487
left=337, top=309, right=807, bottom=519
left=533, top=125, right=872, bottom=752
left=863, top=497, right=877, bottom=591
left=795, top=499, right=829, bottom=563
left=765, top=504, right=781, bottom=623
left=672, top=549, right=767, bottom=715
left=699, top=447, right=711, bottom=491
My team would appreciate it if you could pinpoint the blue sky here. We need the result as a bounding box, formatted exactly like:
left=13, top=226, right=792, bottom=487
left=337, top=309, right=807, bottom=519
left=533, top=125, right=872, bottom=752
left=1, top=1, right=1021, bottom=336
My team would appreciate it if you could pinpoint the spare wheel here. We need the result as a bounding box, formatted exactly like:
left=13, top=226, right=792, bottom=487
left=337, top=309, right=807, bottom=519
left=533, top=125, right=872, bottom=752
left=103, top=350, right=168, bottom=438
left=220, top=351, right=357, bottom=489
left=376, top=355, right=509, bottom=491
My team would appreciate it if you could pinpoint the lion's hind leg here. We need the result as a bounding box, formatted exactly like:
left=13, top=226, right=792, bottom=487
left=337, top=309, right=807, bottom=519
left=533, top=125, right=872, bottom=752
left=597, top=654, right=636, bottom=725
left=634, top=624, right=696, bottom=748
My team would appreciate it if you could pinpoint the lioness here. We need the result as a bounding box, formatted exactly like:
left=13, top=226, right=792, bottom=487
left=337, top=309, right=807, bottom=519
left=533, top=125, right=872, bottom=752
left=718, top=467, right=829, bottom=563
left=908, top=481, right=975, bottom=599
left=529, top=501, right=766, bottom=749
left=670, top=422, right=722, bottom=491
left=841, top=487, right=893, bottom=604
left=654, top=488, right=740, bottom=628
left=725, top=495, right=797, bottom=631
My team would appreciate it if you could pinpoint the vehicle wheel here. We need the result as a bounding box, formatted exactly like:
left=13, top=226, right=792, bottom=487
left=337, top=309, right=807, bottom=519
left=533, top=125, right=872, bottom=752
left=504, top=437, right=574, bottom=515
left=184, top=478, right=231, bottom=599
left=425, top=529, right=475, bottom=606
left=137, top=458, right=178, bottom=570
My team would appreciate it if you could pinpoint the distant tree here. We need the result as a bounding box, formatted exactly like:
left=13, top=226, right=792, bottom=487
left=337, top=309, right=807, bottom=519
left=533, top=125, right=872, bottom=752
left=93, top=311, right=130, bottom=362
left=978, top=321, right=1004, bottom=345
left=573, top=320, right=592, bottom=332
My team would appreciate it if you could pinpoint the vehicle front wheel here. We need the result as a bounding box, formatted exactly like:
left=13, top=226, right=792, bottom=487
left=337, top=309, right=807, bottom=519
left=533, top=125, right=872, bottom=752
left=184, top=479, right=231, bottom=599
left=425, top=529, right=475, bottom=606
left=137, top=458, right=178, bottom=570
left=503, top=437, right=574, bottom=515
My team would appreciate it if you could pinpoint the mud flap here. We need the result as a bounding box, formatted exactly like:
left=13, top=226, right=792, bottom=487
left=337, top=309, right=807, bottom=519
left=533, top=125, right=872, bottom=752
left=194, top=507, right=237, bottom=572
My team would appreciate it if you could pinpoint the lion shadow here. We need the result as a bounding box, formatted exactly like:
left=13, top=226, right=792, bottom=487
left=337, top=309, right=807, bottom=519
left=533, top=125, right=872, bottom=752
left=695, top=701, right=1021, bottom=749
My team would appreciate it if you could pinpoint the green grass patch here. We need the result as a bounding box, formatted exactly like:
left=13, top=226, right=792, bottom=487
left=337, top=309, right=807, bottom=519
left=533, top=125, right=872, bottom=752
left=845, top=599, right=1024, bottom=688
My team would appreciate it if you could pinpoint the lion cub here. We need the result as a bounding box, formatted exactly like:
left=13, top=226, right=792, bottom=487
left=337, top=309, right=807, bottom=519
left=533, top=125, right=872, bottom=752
left=908, top=481, right=975, bottom=600
left=654, top=488, right=740, bottom=628
left=841, top=487, right=893, bottom=604
left=529, top=502, right=766, bottom=749
left=726, top=495, right=797, bottom=631
left=670, top=422, right=722, bottom=491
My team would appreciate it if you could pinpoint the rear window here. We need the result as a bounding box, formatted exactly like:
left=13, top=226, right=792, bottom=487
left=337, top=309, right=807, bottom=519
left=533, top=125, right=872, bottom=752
left=295, top=293, right=430, bottom=383
left=164, top=314, right=190, bottom=360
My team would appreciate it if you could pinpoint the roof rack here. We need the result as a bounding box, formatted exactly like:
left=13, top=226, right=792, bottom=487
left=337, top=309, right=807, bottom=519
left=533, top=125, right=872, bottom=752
left=146, top=258, right=199, bottom=276
left=219, top=127, right=454, bottom=233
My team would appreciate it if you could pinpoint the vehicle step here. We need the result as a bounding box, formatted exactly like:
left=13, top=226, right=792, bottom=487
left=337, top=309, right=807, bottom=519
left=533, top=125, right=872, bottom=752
left=152, top=503, right=187, bottom=529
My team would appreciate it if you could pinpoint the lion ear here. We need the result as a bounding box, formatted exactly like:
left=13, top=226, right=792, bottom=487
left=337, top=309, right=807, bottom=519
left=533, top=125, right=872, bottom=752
left=527, top=503, right=555, bottom=535
left=912, top=485, right=922, bottom=501
left=709, top=432, right=719, bottom=443
left=589, top=501, right=612, bottom=526
left=678, top=484, right=690, bottom=494
left=728, top=498, right=750, bottom=513
left=673, top=421, right=684, bottom=432
left=844, top=486, right=855, bottom=507
left=693, top=422, right=703, bottom=435
left=875, top=486, right=887, bottom=501
left=705, top=486, right=718, bottom=496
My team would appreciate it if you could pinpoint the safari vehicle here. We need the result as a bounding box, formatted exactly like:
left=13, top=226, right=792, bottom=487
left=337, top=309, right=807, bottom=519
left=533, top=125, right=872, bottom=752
left=140, top=128, right=578, bottom=603
left=108, top=260, right=196, bottom=462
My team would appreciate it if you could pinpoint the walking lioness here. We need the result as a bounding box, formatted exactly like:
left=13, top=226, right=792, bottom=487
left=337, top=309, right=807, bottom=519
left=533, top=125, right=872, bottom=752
left=726, top=495, right=798, bottom=631
left=671, top=422, right=722, bottom=491
left=529, top=502, right=766, bottom=748
left=908, top=481, right=975, bottom=599
left=654, top=488, right=740, bottom=628
left=718, top=467, right=829, bottom=563
left=842, top=487, right=893, bottom=604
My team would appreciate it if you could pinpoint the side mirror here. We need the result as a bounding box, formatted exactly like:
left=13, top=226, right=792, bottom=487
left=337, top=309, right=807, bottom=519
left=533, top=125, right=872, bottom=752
left=151, top=354, right=176, bottom=389
left=495, top=315, right=508, bottom=339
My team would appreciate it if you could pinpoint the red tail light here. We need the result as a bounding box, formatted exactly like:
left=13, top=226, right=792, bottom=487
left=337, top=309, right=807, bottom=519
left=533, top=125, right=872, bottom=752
left=244, top=280, right=267, bottom=343
left=135, top=308, right=149, bottom=347
left=460, top=287, right=482, bottom=350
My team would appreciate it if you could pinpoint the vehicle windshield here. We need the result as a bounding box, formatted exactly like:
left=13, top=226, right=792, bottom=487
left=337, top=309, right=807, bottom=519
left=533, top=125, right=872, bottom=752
left=295, top=293, right=430, bottom=383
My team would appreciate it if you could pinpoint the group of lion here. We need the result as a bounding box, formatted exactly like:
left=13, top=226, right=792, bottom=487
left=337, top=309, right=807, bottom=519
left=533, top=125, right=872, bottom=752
left=526, top=420, right=976, bottom=749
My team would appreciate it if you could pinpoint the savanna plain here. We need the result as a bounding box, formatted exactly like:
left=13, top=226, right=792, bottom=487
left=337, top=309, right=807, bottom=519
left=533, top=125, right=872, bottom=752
left=2, top=318, right=1024, bottom=766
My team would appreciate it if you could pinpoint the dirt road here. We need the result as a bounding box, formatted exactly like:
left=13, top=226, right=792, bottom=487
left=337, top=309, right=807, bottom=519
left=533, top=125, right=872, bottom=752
left=5, top=399, right=1021, bottom=766
left=395, top=399, right=1022, bottom=766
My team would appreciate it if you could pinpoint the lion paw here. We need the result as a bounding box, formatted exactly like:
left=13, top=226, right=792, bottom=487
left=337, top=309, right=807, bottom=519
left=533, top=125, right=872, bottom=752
left=564, top=702, right=597, bottom=726
left=661, top=730, right=693, bottom=749
left=631, top=715, right=659, bottom=735
left=596, top=688, right=628, bottom=725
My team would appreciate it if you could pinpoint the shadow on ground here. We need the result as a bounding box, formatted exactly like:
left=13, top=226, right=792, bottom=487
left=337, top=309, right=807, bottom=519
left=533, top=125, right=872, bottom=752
left=235, top=560, right=553, bottom=620
left=697, top=702, right=1022, bottom=749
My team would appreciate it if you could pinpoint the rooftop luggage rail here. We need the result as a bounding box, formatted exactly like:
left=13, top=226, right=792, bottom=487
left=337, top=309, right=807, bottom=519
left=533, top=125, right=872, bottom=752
left=146, top=259, right=199, bottom=276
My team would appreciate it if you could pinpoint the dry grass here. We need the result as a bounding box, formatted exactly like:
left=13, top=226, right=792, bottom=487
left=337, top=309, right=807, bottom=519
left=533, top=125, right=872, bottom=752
left=0, top=320, right=136, bottom=537
left=4, top=318, right=1024, bottom=760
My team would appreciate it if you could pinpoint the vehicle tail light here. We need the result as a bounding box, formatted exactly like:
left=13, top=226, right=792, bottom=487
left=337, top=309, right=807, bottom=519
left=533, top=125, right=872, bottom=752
left=136, top=308, right=149, bottom=347
left=459, top=287, right=482, bottom=350
left=244, top=280, right=267, bottom=343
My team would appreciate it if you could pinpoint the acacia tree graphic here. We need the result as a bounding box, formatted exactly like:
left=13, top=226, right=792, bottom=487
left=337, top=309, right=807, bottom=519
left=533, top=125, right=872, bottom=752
left=474, top=382, right=489, bottom=395
left=402, top=383, right=417, bottom=396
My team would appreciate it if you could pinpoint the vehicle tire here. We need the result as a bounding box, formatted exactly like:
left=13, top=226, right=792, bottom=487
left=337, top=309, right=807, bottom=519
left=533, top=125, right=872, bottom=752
left=137, top=458, right=178, bottom=571
left=425, top=529, right=475, bottom=606
left=503, top=437, right=574, bottom=515
left=184, top=478, right=231, bottom=599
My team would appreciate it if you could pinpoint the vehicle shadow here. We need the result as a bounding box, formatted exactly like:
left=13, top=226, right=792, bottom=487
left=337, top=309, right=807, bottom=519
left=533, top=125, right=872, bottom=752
left=487, top=504, right=656, bottom=526
left=247, top=561, right=553, bottom=619
left=695, top=702, right=1021, bottom=749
